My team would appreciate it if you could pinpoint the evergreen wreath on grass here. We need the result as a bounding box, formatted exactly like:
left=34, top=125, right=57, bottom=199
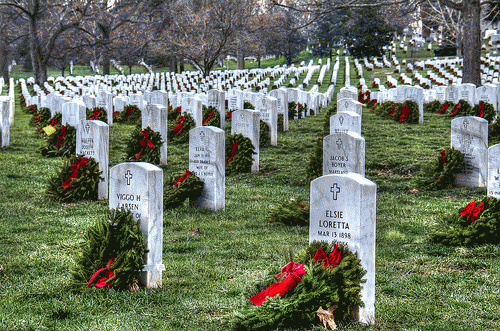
left=358, top=90, right=370, bottom=104
left=244, top=101, right=255, bottom=110
left=472, top=101, right=496, bottom=122
left=29, top=107, right=52, bottom=130
left=225, top=133, right=255, bottom=175
left=418, top=147, right=465, bottom=190
left=260, top=120, right=270, bottom=147
left=268, top=197, right=310, bottom=226
left=366, top=98, right=377, bottom=109
left=124, top=125, right=163, bottom=164
left=306, top=135, right=323, bottom=180
left=116, top=104, right=142, bottom=124
left=277, top=114, right=284, bottom=132
left=393, top=100, right=419, bottom=124
left=202, top=105, right=220, bottom=127
left=436, top=100, right=454, bottom=115
left=447, top=100, right=472, bottom=117
left=424, top=100, right=442, bottom=113
left=429, top=196, right=500, bottom=246
left=168, top=113, right=196, bottom=143
left=163, top=169, right=204, bottom=209
left=232, top=241, right=366, bottom=331
left=23, top=104, right=37, bottom=114
left=321, top=105, right=337, bottom=137
left=39, top=123, right=76, bottom=157
left=70, top=208, right=148, bottom=293
left=86, top=107, right=108, bottom=123
left=45, top=154, right=102, bottom=202
left=375, top=101, right=397, bottom=119
left=288, top=101, right=297, bottom=120
left=489, top=118, right=500, bottom=145
left=297, top=103, right=307, bottom=119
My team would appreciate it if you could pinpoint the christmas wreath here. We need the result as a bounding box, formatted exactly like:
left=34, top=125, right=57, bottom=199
left=163, top=169, right=204, bottom=209
left=424, top=100, right=442, bottom=113
left=232, top=241, right=365, bottom=330
left=70, top=208, right=148, bottom=292
left=472, top=101, right=496, bottom=122
left=306, top=135, right=323, bottom=180
left=268, top=197, right=310, bottom=226
left=288, top=101, right=297, bottom=120
left=30, top=108, right=56, bottom=131
left=202, top=105, right=220, bottom=127
left=297, top=103, right=307, bottom=119
left=168, top=113, right=196, bottom=143
left=393, top=100, right=419, bottom=124
left=86, top=107, right=108, bottom=123
left=430, top=196, right=500, bottom=246
left=124, top=126, right=163, bottom=164
left=436, top=101, right=453, bottom=115
left=358, top=90, right=370, bottom=104
left=244, top=101, right=255, bottom=110
left=418, top=147, right=465, bottom=190
left=260, top=120, right=270, bottom=147
left=366, top=99, right=377, bottom=109
left=39, top=123, right=76, bottom=157
left=23, top=104, right=37, bottom=114
left=277, top=114, right=284, bottom=133
left=225, top=133, right=255, bottom=176
left=489, top=118, right=500, bottom=144
left=446, top=100, right=472, bottom=117
left=375, top=101, right=397, bottom=119
left=116, top=104, right=142, bottom=124
left=45, top=154, right=102, bottom=202
left=168, top=106, right=182, bottom=123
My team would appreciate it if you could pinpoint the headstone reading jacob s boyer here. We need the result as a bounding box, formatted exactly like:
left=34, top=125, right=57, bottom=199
left=309, top=173, right=377, bottom=324
left=231, top=109, right=260, bottom=173
left=76, top=120, right=109, bottom=200
left=451, top=116, right=488, bottom=187
left=109, top=163, right=165, bottom=288
left=189, top=126, right=225, bottom=210
left=323, top=132, right=365, bottom=177
left=488, top=144, right=500, bottom=199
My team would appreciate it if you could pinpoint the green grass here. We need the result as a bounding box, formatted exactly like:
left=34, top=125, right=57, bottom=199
left=1, top=53, right=500, bottom=330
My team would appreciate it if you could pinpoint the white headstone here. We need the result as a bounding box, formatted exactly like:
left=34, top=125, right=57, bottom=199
left=451, top=116, right=488, bottom=187
left=231, top=109, right=260, bottom=173
left=109, top=162, right=165, bottom=288
left=309, top=173, right=376, bottom=324
left=323, top=132, right=365, bottom=177
left=488, top=144, right=500, bottom=198
left=142, top=104, right=168, bottom=165
left=76, top=120, right=109, bottom=199
left=256, top=96, right=278, bottom=146
left=0, top=97, right=10, bottom=147
left=189, top=126, right=225, bottom=210
left=269, top=88, right=289, bottom=131
left=337, top=98, right=363, bottom=116
left=406, top=86, right=424, bottom=123
left=62, top=101, right=86, bottom=127
left=182, top=97, right=203, bottom=127
left=330, top=111, right=361, bottom=136
left=207, top=89, right=226, bottom=129
left=476, top=84, right=498, bottom=111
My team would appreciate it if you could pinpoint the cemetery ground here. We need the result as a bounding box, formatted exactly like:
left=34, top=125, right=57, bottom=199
left=2, top=81, right=500, bottom=329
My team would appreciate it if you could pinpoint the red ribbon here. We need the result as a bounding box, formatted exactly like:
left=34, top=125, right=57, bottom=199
left=113, top=111, right=118, bottom=121
left=49, top=117, right=58, bottom=126
left=127, top=107, right=134, bottom=116
left=227, top=110, right=232, bottom=120
left=203, top=110, right=215, bottom=126
left=89, top=109, right=100, bottom=120
left=478, top=101, right=485, bottom=118
left=175, top=106, right=182, bottom=115
left=135, top=130, right=155, bottom=159
left=298, top=205, right=305, bottom=209
left=225, top=142, right=239, bottom=166
left=55, top=125, right=67, bottom=150
left=440, top=150, right=446, bottom=165
left=173, top=116, right=186, bottom=134
left=390, top=106, right=397, bottom=116
left=313, top=245, right=341, bottom=269
left=399, top=105, right=411, bottom=123
left=460, top=201, right=485, bottom=226
left=448, top=103, right=461, bottom=116
left=173, top=169, right=192, bottom=188
left=437, top=103, right=449, bottom=115
left=86, top=258, right=116, bottom=288
left=61, top=157, right=89, bottom=189
left=249, top=261, right=305, bottom=306
left=35, top=113, right=40, bottom=122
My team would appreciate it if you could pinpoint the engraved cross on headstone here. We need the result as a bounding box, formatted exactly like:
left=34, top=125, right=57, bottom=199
left=339, top=115, right=344, bottom=126
left=330, top=183, right=341, bottom=200
left=336, top=138, right=343, bottom=150
left=125, top=170, right=133, bottom=185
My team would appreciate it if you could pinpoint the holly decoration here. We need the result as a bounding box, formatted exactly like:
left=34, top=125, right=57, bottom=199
left=418, top=147, right=465, bottom=190
left=30, top=108, right=55, bottom=131
left=225, top=134, right=255, bottom=176
left=202, top=105, right=220, bottom=127
left=260, top=120, right=270, bottom=147
left=86, top=107, right=108, bottom=123
left=472, top=101, right=496, bottom=122
left=268, top=197, right=310, bottom=226
left=232, top=241, right=365, bottom=330
left=124, top=126, right=163, bottom=164
left=39, top=123, right=76, bottom=157
left=163, top=169, right=204, bottom=209
left=168, top=113, right=196, bottom=143
left=117, top=104, right=142, bottom=125
left=70, top=208, right=148, bottom=293
left=393, top=100, right=419, bottom=124
left=45, top=154, right=102, bottom=202
left=430, top=196, right=500, bottom=246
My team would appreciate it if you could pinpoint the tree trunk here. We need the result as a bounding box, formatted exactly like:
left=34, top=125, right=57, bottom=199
left=461, top=0, right=481, bottom=86
left=0, top=40, right=9, bottom=83
left=237, top=46, right=245, bottom=70
left=179, top=61, right=184, bottom=72
left=257, top=54, right=261, bottom=68
left=29, top=17, right=43, bottom=84
left=170, top=56, right=177, bottom=73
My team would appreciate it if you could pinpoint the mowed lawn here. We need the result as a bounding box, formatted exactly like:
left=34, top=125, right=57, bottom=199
left=1, top=60, right=500, bottom=330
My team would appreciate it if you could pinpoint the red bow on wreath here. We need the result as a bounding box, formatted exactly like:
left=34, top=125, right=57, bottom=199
left=87, top=258, right=117, bottom=288
left=35, top=113, right=40, bottom=122
left=440, top=150, right=446, bottom=165
left=61, top=157, right=89, bottom=189
left=225, top=142, right=239, bottom=166
left=113, top=111, right=118, bottom=121
left=399, top=105, right=411, bottom=123
left=449, top=103, right=461, bottom=117
left=460, top=201, right=485, bottom=226
left=390, top=106, right=398, bottom=116
left=135, top=130, right=155, bottom=159
left=175, top=107, right=182, bottom=116
left=55, top=125, right=67, bottom=150
left=313, top=245, right=341, bottom=269
left=227, top=110, right=232, bottom=120
left=203, top=110, right=215, bottom=126
left=478, top=101, right=485, bottom=118
left=89, top=109, right=101, bottom=120
left=437, top=103, right=449, bottom=115
left=127, top=107, right=134, bottom=116
left=49, top=117, right=58, bottom=126
left=173, top=169, right=192, bottom=188
left=249, top=261, right=305, bottom=306
left=173, top=116, right=186, bottom=134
